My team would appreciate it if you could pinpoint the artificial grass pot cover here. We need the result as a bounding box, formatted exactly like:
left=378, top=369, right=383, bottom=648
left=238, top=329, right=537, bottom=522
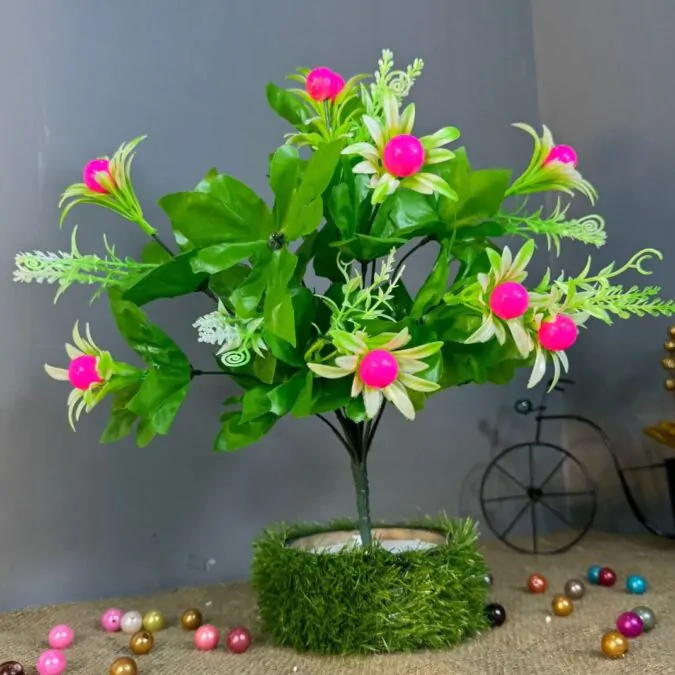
left=251, top=517, right=490, bottom=654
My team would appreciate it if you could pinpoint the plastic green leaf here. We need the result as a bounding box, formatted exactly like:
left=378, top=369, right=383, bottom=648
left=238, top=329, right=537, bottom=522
left=263, top=249, right=298, bottom=346
left=214, top=410, right=278, bottom=452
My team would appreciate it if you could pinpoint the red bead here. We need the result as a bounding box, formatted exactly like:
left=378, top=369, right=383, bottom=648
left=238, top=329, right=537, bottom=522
left=599, top=567, right=617, bottom=587
left=527, top=573, right=548, bottom=593
left=226, top=626, right=252, bottom=654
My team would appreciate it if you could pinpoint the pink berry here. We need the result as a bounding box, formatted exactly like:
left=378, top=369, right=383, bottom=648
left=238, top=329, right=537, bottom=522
left=538, top=314, right=578, bottom=351
left=358, top=350, right=399, bottom=389
left=36, top=650, right=66, bottom=675
left=68, top=354, right=101, bottom=391
left=100, top=608, right=123, bottom=632
left=194, top=624, right=220, bottom=651
left=226, top=626, right=252, bottom=654
left=48, top=624, right=74, bottom=649
left=305, top=67, right=345, bottom=102
left=382, top=135, right=425, bottom=177
left=489, top=282, right=529, bottom=320
left=83, top=158, right=113, bottom=193
left=544, top=144, right=577, bottom=167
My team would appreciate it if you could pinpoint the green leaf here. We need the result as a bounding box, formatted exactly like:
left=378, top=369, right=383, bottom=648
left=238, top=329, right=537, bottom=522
left=136, top=417, right=157, bottom=448
left=230, top=263, right=267, bottom=317
left=328, top=183, right=356, bottom=239
left=209, top=264, right=251, bottom=300
left=263, top=248, right=298, bottom=345
left=289, top=197, right=324, bottom=239
left=127, top=370, right=190, bottom=425
left=266, top=82, right=308, bottom=128
left=291, top=372, right=352, bottom=417
left=214, top=411, right=277, bottom=451
left=100, top=409, right=138, bottom=443
left=123, top=251, right=208, bottom=306
left=241, top=387, right=273, bottom=423
left=270, top=145, right=302, bottom=224
left=345, top=397, right=368, bottom=422
left=456, top=169, right=511, bottom=223
left=390, top=280, right=413, bottom=321
left=333, top=233, right=407, bottom=260
left=411, top=241, right=452, bottom=319
left=191, top=241, right=267, bottom=275
left=141, top=241, right=173, bottom=265
left=252, top=353, right=277, bottom=384
left=267, top=371, right=307, bottom=416
left=297, top=141, right=343, bottom=205
left=313, top=222, right=346, bottom=281
left=371, top=190, right=441, bottom=239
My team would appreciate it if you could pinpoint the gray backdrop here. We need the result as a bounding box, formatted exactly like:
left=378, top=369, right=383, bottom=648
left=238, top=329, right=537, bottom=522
left=0, top=0, right=671, bottom=611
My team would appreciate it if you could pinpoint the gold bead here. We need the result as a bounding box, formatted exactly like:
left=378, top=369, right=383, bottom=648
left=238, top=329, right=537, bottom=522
left=601, top=630, right=628, bottom=659
left=665, top=379, right=675, bottom=391
left=180, top=608, right=203, bottom=631
left=142, top=609, right=166, bottom=632
left=130, top=629, right=154, bottom=655
left=551, top=594, right=573, bottom=617
left=109, top=657, right=138, bottom=675
left=665, top=340, right=675, bottom=352
left=669, top=326, right=675, bottom=339
left=662, top=357, right=675, bottom=370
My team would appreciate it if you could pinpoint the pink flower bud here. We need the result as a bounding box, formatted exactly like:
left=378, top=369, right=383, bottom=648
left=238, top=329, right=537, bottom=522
left=537, top=314, right=578, bottom=351
left=489, top=282, right=529, bottom=320
left=544, top=144, right=578, bottom=167
left=358, top=350, right=399, bottom=389
left=382, top=135, right=425, bottom=177
left=82, top=158, right=113, bottom=193
left=305, top=67, right=345, bottom=102
left=68, top=354, right=102, bottom=391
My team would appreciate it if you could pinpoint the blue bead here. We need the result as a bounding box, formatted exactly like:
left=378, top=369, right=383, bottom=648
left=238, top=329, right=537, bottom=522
left=626, top=575, right=647, bottom=594
left=587, top=565, right=602, bottom=584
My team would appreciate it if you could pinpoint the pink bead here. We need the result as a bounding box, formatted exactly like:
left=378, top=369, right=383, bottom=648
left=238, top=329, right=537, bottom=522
left=537, top=315, right=578, bottom=351
left=358, top=350, right=399, bottom=389
left=48, top=624, right=74, bottom=649
left=36, top=650, right=67, bottom=675
left=194, top=624, right=220, bottom=651
left=489, top=282, right=529, bottom=320
left=616, top=611, right=643, bottom=638
left=305, top=67, right=345, bottom=102
left=544, top=144, right=578, bottom=167
left=100, top=608, right=123, bottom=632
left=68, top=354, right=101, bottom=391
left=82, top=157, right=112, bottom=193
left=382, top=135, right=425, bottom=177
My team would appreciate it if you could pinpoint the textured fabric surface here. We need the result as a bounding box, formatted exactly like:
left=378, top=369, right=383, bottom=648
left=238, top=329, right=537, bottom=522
left=1, top=533, right=673, bottom=674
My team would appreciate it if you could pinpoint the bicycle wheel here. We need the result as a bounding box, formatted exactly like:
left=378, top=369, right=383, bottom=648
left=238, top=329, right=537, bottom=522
left=479, top=442, right=597, bottom=554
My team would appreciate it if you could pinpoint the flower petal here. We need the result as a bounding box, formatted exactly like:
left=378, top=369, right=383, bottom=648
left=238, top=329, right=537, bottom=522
left=308, top=363, right=351, bottom=379
left=398, top=372, right=440, bottom=393
left=372, top=172, right=399, bottom=204
left=335, top=354, right=358, bottom=371
left=363, top=386, right=383, bottom=418
left=557, top=349, right=570, bottom=372
left=402, top=173, right=457, bottom=200
left=383, top=382, right=415, bottom=420
left=395, top=341, right=443, bottom=360
left=420, top=126, right=461, bottom=150
left=72, top=321, right=89, bottom=353
left=383, top=93, right=399, bottom=133
left=493, top=319, right=507, bottom=345
left=44, top=364, right=70, bottom=381
left=399, top=103, right=416, bottom=135
left=527, top=347, right=548, bottom=388
left=352, top=160, right=378, bottom=175
left=351, top=374, right=364, bottom=398
left=342, top=142, right=379, bottom=161
left=381, top=328, right=411, bottom=351
left=398, top=359, right=428, bottom=374
left=500, top=246, right=513, bottom=278
left=65, top=343, right=84, bottom=359
left=332, top=330, right=367, bottom=353
left=511, top=239, right=535, bottom=276
left=464, top=319, right=496, bottom=344
left=425, top=148, right=455, bottom=165
left=363, top=116, right=385, bottom=149
left=507, top=319, right=533, bottom=358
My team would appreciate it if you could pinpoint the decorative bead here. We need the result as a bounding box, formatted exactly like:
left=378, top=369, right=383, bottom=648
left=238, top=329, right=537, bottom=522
left=226, top=626, right=253, bottom=654
left=515, top=399, right=532, bottom=414
left=563, top=579, right=585, bottom=600
left=485, top=602, right=506, bottom=627
left=587, top=564, right=602, bottom=584
left=665, top=340, right=675, bottom=352
left=142, top=609, right=166, bottom=632
left=109, top=657, right=137, bottom=675
left=601, top=630, right=628, bottom=659
left=47, top=625, right=74, bottom=650
left=101, top=608, right=123, bottom=632
left=489, top=282, right=529, bottom=320
left=665, top=378, right=675, bottom=391
left=68, top=354, right=101, bottom=390
left=551, top=594, right=573, bottom=617
left=382, top=135, right=425, bottom=177
left=631, top=605, right=656, bottom=632
left=626, top=574, right=647, bottom=594
left=36, top=650, right=66, bottom=675
left=484, top=573, right=494, bottom=587
left=616, top=611, right=643, bottom=638
left=121, top=610, right=143, bottom=634
left=598, top=567, right=617, bottom=587
left=544, top=144, right=578, bottom=167
left=181, top=608, right=204, bottom=630
left=83, top=158, right=113, bottom=194
left=538, top=314, right=578, bottom=351
left=527, top=573, right=548, bottom=594
left=305, top=67, right=345, bottom=102
left=194, top=624, right=221, bottom=651
left=267, top=232, right=285, bottom=251
left=358, top=350, right=399, bottom=389
left=130, top=630, right=154, bottom=655
left=0, top=662, right=24, bottom=675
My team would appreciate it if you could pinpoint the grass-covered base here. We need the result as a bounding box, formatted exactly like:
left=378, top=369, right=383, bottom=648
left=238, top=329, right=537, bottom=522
left=251, top=516, right=490, bottom=655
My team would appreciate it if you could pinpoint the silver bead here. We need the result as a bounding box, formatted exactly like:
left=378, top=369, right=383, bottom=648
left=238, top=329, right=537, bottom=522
left=121, top=610, right=143, bottom=634
left=563, top=579, right=585, bottom=600
left=484, top=573, right=493, bottom=587
left=632, top=605, right=656, bottom=632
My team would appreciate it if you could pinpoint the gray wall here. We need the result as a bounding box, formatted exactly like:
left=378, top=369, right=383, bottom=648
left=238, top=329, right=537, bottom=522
left=531, top=0, right=675, bottom=531
left=0, top=0, right=540, bottom=610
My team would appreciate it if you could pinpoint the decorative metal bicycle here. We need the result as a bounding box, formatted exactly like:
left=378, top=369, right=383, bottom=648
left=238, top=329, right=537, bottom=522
left=479, top=378, right=675, bottom=554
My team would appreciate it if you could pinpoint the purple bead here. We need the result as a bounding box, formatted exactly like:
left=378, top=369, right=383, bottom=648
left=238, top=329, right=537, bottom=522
left=616, top=611, right=643, bottom=638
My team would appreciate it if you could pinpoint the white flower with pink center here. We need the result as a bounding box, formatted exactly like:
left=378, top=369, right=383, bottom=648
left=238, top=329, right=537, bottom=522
left=307, top=328, right=442, bottom=420
left=342, top=93, right=459, bottom=204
